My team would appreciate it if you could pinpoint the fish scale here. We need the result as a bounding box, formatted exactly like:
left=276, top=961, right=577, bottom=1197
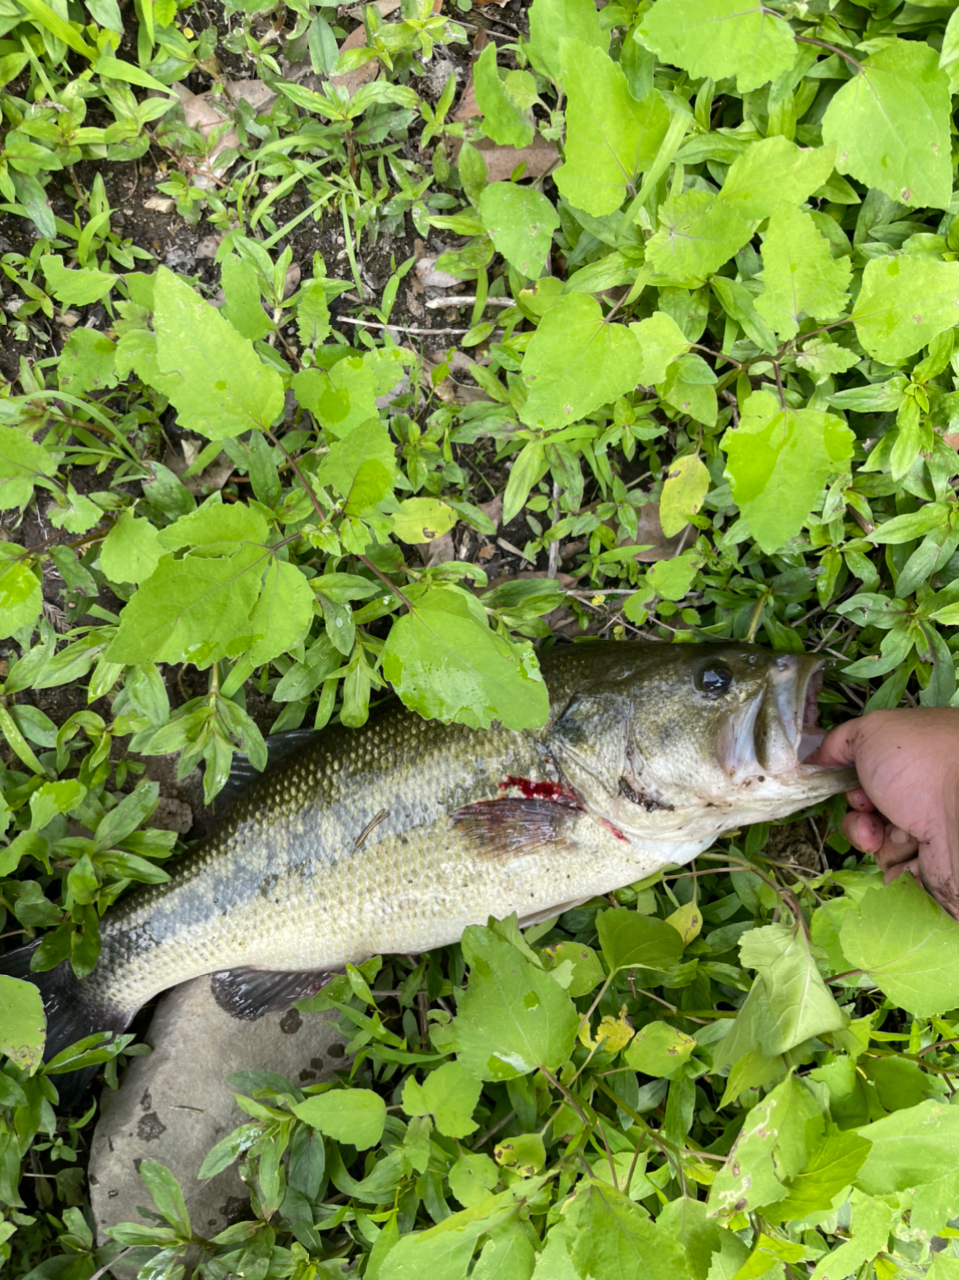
left=2, top=640, right=856, bottom=1104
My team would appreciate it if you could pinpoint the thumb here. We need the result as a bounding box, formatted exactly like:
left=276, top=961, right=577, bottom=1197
left=806, top=718, right=862, bottom=769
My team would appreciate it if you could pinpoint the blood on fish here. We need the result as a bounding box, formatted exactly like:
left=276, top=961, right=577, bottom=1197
left=500, top=776, right=580, bottom=807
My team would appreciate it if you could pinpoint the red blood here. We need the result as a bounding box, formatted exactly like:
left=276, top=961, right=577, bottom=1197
left=499, top=776, right=580, bottom=807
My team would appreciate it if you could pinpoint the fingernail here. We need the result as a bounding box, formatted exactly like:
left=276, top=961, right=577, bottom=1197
left=891, top=826, right=911, bottom=845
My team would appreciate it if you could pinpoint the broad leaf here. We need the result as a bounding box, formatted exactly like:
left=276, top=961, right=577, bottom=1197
left=838, top=873, right=959, bottom=1018
left=152, top=266, right=284, bottom=438
left=822, top=39, right=952, bottom=210
left=520, top=293, right=646, bottom=429
left=0, top=975, right=45, bottom=1072
left=292, top=1089, right=386, bottom=1151
left=554, top=40, right=670, bottom=217
left=596, top=908, right=684, bottom=972
left=720, top=138, right=837, bottom=221
left=853, top=255, right=959, bottom=366
left=639, top=0, right=796, bottom=93
left=659, top=453, right=709, bottom=536
left=478, top=183, right=559, bottom=279
left=646, top=191, right=753, bottom=285
left=526, top=0, right=607, bottom=83
left=445, top=927, right=579, bottom=1081
left=756, top=206, right=851, bottom=339
left=570, top=1180, right=694, bottom=1280
left=722, top=390, right=854, bottom=554
left=381, top=587, right=549, bottom=731
left=630, top=312, right=690, bottom=384
left=738, top=923, right=846, bottom=1054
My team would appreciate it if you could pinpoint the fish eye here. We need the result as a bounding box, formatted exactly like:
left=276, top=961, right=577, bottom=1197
left=695, top=660, right=733, bottom=698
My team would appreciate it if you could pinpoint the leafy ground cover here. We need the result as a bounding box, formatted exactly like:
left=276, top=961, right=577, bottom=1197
left=5, top=0, right=959, bottom=1275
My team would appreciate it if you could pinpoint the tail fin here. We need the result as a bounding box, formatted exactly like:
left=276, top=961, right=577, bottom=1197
left=0, top=942, right=133, bottom=1108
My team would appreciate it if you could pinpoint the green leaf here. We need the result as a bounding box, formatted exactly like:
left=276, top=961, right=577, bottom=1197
left=722, top=390, right=854, bottom=554
left=638, top=0, right=796, bottom=93
left=853, top=255, right=959, bottom=366
left=402, top=1061, right=482, bottom=1139
left=292, top=357, right=379, bottom=438
left=720, top=138, right=837, bottom=222
left=822, top=39, right=952, bottom=210
left=0, top=547, right=42, bottom=639
left=659, top=454, right=710, bottom=537
left=105, top=547, right=264, bottom=669
left=477, top=183, right=559, bottom=280
left=99, top=509, right=164, bottom=584
left=138, top=1160, right=191, bottom=1237
left=316, top=418, right=398, bottom=502
left=623, top=1021, right=695, bottom=1079
left=526, top=0, right=607, bottom=84
left=569, top=1180, right=694, bottom=1280
left=520, top=293, right=646, bottom=429
left=0, top=974, right=45, bottom=1072
left=766, top=1129, right=871, bottom=1224
left=382, top=588, right=549, bottom=731
left=647, top=551, right=699, bottom=602
left=247, top=558, right=315, bottom=666
left=152, top=265, right=284, bottom=438
left=855, top=1098, right=959, bottom=1196
left=58, top=328, right=117, bottom=396
left=554, top=41, right=670, bottom=217
left=30, top=779, right=86, bottom=830
left=596, top=908, right=684, bottom=972
left=40, top=254, right=118, bottom=305
left=738, top=923, right=846, bottom=1054
left=472, top=44, right=534, bottom=148
left=709, top=1075, right=825, bottom=1219
left=221, top=254, right=272, bottom=341
left=0, top=427, right=60, bottom=510
left=646, top=191, right=753, bottom=285
left=444, top=925, right=580, bottom=1081
left=839, top=873, right=959, bottom=1018
left=755, top=206, right=851, bottom=339
left=629, top=312, right=690, bottom=384
left=292, top=1089, right=386, bottom=1150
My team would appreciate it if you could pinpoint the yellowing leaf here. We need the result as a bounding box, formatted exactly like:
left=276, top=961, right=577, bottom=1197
left=660, top=454, right=710, bottom=539
left=391, top=498, right=457, bottom=545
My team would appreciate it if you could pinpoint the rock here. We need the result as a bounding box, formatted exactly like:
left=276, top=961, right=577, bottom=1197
left=88, top=977, right=349, bottom=1252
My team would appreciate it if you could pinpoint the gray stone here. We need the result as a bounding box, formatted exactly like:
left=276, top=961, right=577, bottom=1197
left=88, top=977, right=349, bottom=1252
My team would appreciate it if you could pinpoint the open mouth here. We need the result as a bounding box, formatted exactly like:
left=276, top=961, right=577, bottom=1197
left=720, top=654, right=829, bottom=780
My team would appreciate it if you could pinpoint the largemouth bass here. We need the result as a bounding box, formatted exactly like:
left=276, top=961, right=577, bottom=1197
left=4, top=641, right=854, bottom=1098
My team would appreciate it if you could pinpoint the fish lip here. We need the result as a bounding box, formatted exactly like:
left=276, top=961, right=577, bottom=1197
left=720, top=653, right=846, bottom=781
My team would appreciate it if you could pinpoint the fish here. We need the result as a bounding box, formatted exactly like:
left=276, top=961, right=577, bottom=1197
left=2, top=641, right=855, bottom=1101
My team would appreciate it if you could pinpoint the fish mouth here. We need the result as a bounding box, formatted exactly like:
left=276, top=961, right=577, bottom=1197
left=720, top=654, right=848, bottom=782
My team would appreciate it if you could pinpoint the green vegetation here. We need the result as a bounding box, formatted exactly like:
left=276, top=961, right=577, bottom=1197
left=4, top=0, right=959, bottom=1274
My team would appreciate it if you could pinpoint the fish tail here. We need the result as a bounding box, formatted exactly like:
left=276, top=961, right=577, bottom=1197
left=0, top=942, right=133, bottom=1107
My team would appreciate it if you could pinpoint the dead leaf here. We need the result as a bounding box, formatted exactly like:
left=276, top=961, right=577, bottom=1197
left=329, top=23, right=380, bottom=97
left=164, top=440, right=234, bottom=496
left=622, top=503, right=691, bottom=563
left=475, top=135, right=559, bottom=183
left=143, top=195, right=175, bottom=213
left=418, top=529, right=456, bottom=567
left=415, top=257, right=469, bottom=288
left=479, top=494, right=504, bottom=531
left=178, top=79, right=276, bottom=186
left=943, top=431, right=959, bottom=451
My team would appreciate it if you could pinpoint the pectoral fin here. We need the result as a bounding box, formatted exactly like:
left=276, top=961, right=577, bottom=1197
left=210, top=966, right=335, bottom=1020
left=452, top=797, right=582, bottom=860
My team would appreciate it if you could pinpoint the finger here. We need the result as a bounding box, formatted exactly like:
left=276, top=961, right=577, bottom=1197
left=843, top=811, right=886, bottom=854
left=846, top=788, right=877, bottom=813
left=883, top=858, right=921, bottom=885
left=807, top=720, right=862, bottom=769
left=873, top=825, right=920, bottom=873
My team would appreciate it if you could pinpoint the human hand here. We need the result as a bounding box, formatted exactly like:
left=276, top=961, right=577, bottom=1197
left=809, top=709, right=959, bottom=920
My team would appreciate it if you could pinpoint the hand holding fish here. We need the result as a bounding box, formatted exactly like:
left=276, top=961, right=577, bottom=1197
left=812, top=709, right=959, bottom=920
